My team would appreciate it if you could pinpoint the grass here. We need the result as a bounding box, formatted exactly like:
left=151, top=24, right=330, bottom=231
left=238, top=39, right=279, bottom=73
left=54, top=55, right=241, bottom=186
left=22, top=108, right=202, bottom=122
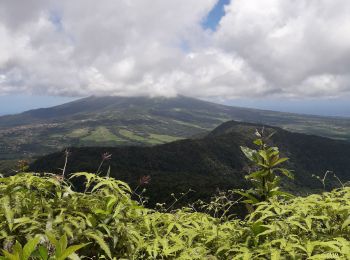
left=119, top=130, right=182, bottom=144
left=67, top=128, right=90, bottom=138
left=82, top=127, right=124, bottom=143
left=171, top=120, right=208, bottom=130
left=149, top=134, right=183, bottom=143
left=119, top=129, right=149, bottom=142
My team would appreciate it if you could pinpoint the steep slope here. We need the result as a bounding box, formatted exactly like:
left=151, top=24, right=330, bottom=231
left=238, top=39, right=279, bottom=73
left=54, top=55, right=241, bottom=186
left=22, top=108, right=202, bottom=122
left=30, top=121, right=350, bottom=207
left=1, top=95, right=350, bottom=159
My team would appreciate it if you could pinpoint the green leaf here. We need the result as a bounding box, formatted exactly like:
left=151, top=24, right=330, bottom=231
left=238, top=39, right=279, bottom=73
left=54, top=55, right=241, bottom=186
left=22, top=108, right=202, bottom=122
left=240, top=146, right=257, bottom=162
left=67, top=253, right=81, bottom=260
left=276, top=168, right=294, bottom=179
left=271, top=249, right=281, bottom=260
left=235, top=190, right=260, bottom=204
left=305, top=217, right=312, bottom=230
left=55, top=234, right=68, bottom=258
left=246, top=170, right=266, bottom=180
left=22, top=237, right=40, bottom=260
left=12, top=242, right=23, bottom=260
left=258, top=150, right=269, bottom=163
left=1, top=250, right=19, bottom=260
left=57, top=244, right=88, bottom=260
left=341, top=217, right=350, bottom=230
left=46, top=231, right=58, bottom=247
left=37, top=246, right=49, bottom=260
left=85, top=232, right=112, bottom=259
left=268, top=189, right=294, bottom=199
left=253, top=139, right=263, bottom=146
left=2, top=196, right=14, bottom=231
left=271, top=157, right=289, bottom=167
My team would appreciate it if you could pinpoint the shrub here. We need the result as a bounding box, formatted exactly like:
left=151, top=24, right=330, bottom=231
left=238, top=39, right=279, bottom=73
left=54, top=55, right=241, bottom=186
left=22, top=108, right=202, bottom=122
left=239, top=129, right=294, bottom=208
left=1, top=172, right=350, bottom=259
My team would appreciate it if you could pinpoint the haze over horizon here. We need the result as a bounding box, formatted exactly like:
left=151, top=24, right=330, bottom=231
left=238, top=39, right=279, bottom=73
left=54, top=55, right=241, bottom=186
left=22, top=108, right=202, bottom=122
left=0, top=94, right=349, bottom=118
left=1, top=0, right=350, bottom=116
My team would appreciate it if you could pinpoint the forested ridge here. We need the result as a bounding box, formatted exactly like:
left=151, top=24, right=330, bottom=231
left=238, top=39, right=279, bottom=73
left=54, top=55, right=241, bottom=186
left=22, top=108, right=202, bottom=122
left=30, top=121, right=350, bottom=207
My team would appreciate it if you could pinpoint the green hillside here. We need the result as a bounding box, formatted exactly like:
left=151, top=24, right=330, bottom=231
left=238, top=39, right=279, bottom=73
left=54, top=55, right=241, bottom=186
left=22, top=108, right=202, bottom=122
left=1, top=96, right=350, bottom=160
left=30, top=121, right=350, bottom=208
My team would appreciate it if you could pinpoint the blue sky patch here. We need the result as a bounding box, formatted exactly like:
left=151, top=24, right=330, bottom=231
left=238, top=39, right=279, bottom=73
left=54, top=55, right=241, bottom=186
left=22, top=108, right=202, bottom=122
left=49, top=10, right=63, bottom=32
left=202, top=0, right=230, bottom=31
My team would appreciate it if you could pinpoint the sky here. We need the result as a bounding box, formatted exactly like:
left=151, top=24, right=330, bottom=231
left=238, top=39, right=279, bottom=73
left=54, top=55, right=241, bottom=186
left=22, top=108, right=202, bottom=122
left=0, top=0, right=350, bottom=116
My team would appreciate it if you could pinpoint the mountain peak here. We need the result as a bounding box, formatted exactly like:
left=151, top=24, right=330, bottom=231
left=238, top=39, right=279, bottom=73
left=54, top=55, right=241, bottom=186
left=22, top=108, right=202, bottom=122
left=1, top=95, right=350, bottom=159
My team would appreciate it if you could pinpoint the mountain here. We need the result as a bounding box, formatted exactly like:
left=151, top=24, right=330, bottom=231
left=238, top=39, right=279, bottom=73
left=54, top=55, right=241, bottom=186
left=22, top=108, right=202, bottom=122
left=30, top=121, right=350, bottom=208
left=1, top=95, right=350, bottom=160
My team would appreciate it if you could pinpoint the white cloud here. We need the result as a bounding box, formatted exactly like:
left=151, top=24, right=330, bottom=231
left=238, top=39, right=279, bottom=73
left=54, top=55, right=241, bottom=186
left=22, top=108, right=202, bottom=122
left=0, top=0, right=350, bottom=99
left=215, top=0, right=350, bottom=97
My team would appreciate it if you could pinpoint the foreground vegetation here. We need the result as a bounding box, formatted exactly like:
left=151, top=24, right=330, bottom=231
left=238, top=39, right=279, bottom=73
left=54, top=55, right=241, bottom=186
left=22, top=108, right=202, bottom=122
left=1, top=171, right=350, bottom=259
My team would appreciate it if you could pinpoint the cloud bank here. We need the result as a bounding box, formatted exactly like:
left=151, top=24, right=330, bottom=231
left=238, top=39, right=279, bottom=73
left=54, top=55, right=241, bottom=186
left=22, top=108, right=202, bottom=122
left=0, top=0, right=350, bottom=99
